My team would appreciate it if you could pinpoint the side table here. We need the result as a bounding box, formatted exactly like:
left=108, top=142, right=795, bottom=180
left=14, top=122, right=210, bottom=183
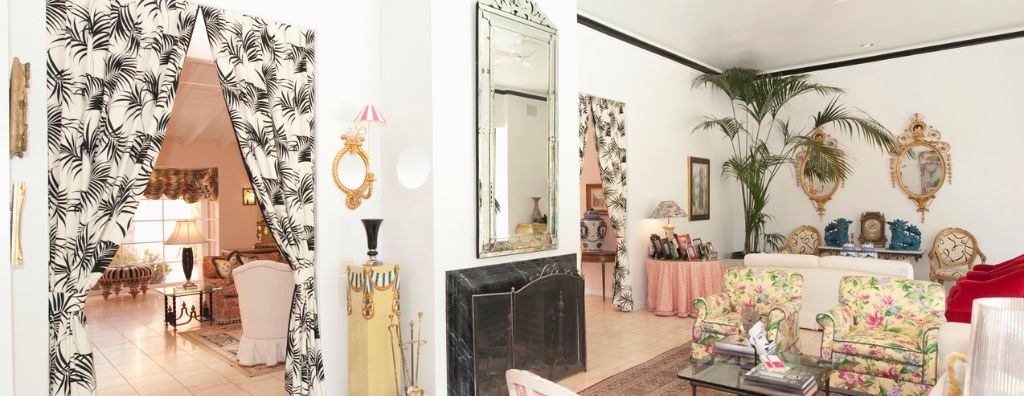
left=646, top=258, right=724, bottom=317
left=582, top=251, right=616, bottom=300
left=155, top=283, right=222, bottom=332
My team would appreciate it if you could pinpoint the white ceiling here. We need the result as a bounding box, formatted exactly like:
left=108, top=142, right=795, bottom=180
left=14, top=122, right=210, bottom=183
left=492, top=26, right=550, bottom=94
left=166, top=58, right=234, bottom=146
left=577, top=0, right=1024, bottom=72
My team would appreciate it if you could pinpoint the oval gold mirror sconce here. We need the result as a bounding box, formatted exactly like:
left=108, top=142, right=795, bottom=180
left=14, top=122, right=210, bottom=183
left=889, top=113, right=951, bottom=222
left=333, top=133, right=375, bottom=209
left=795, top=128, right=842, bottom=219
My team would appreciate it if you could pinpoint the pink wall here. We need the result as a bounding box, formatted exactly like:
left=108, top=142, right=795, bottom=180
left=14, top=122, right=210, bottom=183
left=156, top=135, right=263, bottom=252
left=580, top=121, right=617, bottom=297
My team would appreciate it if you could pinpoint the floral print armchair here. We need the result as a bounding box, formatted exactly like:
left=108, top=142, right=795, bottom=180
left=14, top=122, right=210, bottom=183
left=817, top=276, right=945, bottom=396
left=691, top=268, right=803, bottom=360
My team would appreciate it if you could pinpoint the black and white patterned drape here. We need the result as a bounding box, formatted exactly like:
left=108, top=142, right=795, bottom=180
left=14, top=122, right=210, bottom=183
left=46, top=0, right=197, bottom=394
left=201, top=7, right=324, bottom=395
left=579, top=94, right=632, bottom=311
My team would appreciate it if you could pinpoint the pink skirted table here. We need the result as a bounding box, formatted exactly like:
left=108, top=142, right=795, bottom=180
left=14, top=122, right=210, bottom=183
left=646, top=258, right=724, bottom=317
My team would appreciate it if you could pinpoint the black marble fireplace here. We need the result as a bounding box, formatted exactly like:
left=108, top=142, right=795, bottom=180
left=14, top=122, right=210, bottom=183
left=446, top=254, right=586, bottom=396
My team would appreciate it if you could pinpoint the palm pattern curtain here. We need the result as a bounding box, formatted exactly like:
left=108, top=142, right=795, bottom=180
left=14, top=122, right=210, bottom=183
left=45, top=0, right=197, bottom=394
left=201, top=7, right=323, bottom=395
left=578, top=94, right=632, bottom=311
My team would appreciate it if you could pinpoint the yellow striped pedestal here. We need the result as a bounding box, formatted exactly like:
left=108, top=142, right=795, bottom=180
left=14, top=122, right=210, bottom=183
left=347, top=264, right=401, bottom=396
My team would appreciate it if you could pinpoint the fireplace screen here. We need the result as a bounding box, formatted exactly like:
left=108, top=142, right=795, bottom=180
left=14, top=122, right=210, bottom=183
left=471, top=273, right=586, bottom=395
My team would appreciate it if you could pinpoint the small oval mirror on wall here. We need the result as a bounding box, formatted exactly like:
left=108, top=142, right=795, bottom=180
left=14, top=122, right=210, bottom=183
left=796, top=128, right=841, bottom=219
left=889, top=113, right=951, bottom=222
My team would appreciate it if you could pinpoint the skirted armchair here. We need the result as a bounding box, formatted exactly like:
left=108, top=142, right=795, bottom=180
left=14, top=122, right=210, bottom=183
left=817, top=276, right=945, bottom=396
left=691, top=268, right=803, bottom=360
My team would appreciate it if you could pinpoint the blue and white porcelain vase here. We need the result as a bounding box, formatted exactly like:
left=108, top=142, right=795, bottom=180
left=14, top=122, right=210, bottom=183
left=580, top=209, right=608, bottom=252
left=841, top=242, right=857, bottom=257
left=861, top=243, right=878, bottom=259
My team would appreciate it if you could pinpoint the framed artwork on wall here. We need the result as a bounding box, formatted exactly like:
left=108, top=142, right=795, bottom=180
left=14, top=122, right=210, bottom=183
left=688, top=157, right=710, bottom=221
left=585, top=183, right=608, bottom=214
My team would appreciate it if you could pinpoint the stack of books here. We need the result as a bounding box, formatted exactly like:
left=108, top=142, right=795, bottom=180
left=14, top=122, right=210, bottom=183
left=740, top=366, right=818, bottom=396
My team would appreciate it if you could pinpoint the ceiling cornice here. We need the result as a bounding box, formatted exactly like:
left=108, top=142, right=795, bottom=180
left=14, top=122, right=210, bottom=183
left=576, top=12, right=720, bottom=75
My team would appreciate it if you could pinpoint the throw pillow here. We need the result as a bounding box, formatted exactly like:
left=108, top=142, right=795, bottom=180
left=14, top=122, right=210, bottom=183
left=947, top=352, right=968, bottom=396
left=213, top=251, right=256, bottom=284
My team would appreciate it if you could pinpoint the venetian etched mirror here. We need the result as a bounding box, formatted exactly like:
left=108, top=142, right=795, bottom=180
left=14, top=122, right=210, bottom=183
left=890, top=113, right=951, bottom=222
left=796, top=129, right=841, bottom=219
left=477, top=0, right=558, bottom=258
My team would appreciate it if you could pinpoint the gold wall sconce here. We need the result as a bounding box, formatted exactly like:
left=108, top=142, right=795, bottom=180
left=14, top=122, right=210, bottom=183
left=11, top=182, right=26, bottom=267
left=10, top=58, right=30, bottom=158
left=333, top=105, right=386, bottom=210
left=241, top=187, right=257, bottom=205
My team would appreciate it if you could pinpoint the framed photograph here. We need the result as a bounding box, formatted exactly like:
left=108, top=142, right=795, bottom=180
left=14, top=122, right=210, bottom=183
left=692, top=238, right=704, bottom=259
left=675, top=233, right=692, bottom=260
left=705, top=242, right=717, bottom=260
left=688, top=157, right=710, bottom=221
left=586, top=183, right=608, bottom=214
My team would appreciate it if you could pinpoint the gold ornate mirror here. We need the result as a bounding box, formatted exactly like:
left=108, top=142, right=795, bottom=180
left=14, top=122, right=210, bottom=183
left=796, top=129, right=841, bottom=219
left=889, top=113, right=951, bottom=222
left=333, top=132, right=375, bottom=209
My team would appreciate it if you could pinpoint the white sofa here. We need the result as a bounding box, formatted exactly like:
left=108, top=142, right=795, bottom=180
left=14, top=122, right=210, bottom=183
left=744, top=253, right=915, bottom=329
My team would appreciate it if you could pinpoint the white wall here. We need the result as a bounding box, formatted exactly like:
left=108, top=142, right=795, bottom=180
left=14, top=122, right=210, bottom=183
left=7, top=0, right=382, bottom=393
left=761, top=38, right=1024, bottom=279
left=577, top=26, right=739, bottom=308
left=1, top=1, right=15, bottom=393
left=428, top=0, right=579, bottom=394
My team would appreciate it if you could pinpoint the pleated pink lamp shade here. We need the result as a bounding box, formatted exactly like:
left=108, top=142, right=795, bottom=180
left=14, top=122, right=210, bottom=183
left=353, top=105, right=387, bottom=125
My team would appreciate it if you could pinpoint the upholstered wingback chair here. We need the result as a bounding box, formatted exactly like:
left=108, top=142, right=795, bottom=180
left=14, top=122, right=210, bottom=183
left=505, top=369, right=578, bottom=396
left=817, top=276, right=945, bottom=396
left=929, top=227, right=985, bottom=284
left=233, top=260, right=294, bottom=366
left=780, top=225, right=821, bottom=255
left=691, top=268, right=803, bottom=360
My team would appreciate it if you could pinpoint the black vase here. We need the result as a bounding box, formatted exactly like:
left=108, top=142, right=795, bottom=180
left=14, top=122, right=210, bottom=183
left=362, top=219, right=383, bottom=266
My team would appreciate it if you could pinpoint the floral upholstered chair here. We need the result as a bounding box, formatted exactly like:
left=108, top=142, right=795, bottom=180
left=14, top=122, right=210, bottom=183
left=929, top=227, right=985, bottom=285
left=691, top=268, right=803, bottom=360
left=817, top=276, right=946, bottom=396
left=780, top=225, right=822, bottom=255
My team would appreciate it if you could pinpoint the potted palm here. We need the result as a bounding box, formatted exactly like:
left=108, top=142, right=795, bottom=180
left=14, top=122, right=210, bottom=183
left=693, top=68, right=898, bottom=254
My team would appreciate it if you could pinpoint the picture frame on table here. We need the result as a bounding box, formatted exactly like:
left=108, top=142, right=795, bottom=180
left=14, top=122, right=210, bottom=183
left=705, top=242, right=718, bottom=260
left=650, top=234, right=664, bottom=259
left=692, top=238, right=704, bottom=260
left=675, top=233, right=691, bottom=260
left=586, top=184, right=608, bottom=214
left=688, top=157, right=711, bottom=221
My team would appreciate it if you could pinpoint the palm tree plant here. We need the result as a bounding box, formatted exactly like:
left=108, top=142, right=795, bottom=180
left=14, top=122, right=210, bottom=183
left=693, top=68, right=898, bottom=254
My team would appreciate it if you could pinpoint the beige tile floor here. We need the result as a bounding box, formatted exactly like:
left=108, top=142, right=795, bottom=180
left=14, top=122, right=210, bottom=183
left=557, top=295, right=823, bottom=392
left=85, top=291, right=289, bottom=396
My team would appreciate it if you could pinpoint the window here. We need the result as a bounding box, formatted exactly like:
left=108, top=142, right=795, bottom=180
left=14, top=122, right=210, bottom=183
left=114, top=198, right=219, bottom=285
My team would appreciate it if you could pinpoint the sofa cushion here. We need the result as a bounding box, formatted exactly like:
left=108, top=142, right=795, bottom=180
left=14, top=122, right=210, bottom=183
left=832, top=351, right=925, bottom=383
left=744, top=253, right=819, bottom=269
left=700, top=311, right=743, bottom=336
left=212, top=251, right=260, bottom=283
left=820, top=256, right=914, bottom=278
left=835, top=327, right=925, bottom=365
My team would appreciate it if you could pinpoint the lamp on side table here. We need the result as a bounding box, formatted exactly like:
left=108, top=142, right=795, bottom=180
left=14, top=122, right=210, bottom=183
left=165, top=220, right=208, bottom=289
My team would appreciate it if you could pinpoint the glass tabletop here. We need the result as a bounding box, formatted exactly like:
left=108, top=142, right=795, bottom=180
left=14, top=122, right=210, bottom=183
left=154, top=283, right=223, bottom=297
left=678, top=353, right=832, bottom=393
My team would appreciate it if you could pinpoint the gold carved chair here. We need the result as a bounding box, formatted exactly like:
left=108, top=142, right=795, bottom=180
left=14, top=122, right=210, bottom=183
left=929, top=227, right=985, bottom=284
left=780, top=225, right=822, bottom=255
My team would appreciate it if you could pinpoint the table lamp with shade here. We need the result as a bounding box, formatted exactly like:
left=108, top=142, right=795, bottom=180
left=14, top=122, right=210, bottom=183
left=649, top=200, right=687, bottom=237
left=165, top=220, right=208, bottom=289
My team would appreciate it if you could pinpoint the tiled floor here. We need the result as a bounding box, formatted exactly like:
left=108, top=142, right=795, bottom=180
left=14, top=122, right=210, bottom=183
left=85, top=292, right=288, bottom=396
left=557, top=295, right=823, bottom=392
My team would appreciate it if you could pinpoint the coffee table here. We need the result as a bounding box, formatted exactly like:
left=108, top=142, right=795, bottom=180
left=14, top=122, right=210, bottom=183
left=155, top=283, right=223, bottom=332
left=678, top=353, right=832, bottom=395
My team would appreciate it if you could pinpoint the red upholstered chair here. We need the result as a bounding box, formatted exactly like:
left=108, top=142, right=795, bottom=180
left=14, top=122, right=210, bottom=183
left=959, top=253, right=1024, bottom=282
left=946, top=268, right=1024, bottom=323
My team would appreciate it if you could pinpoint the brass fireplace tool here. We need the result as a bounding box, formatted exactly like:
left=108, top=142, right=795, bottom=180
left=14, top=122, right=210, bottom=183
left=389, top=312, right=427, bottom=396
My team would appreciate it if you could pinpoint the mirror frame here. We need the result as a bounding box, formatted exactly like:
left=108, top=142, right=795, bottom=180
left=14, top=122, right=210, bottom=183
left=889, top=113, right=952, bottom=222
left=796, top=128, right=841, bottom=219
left=476, top=0, right=559, bottom=258
left=333, top=133, right=375, bottom=209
